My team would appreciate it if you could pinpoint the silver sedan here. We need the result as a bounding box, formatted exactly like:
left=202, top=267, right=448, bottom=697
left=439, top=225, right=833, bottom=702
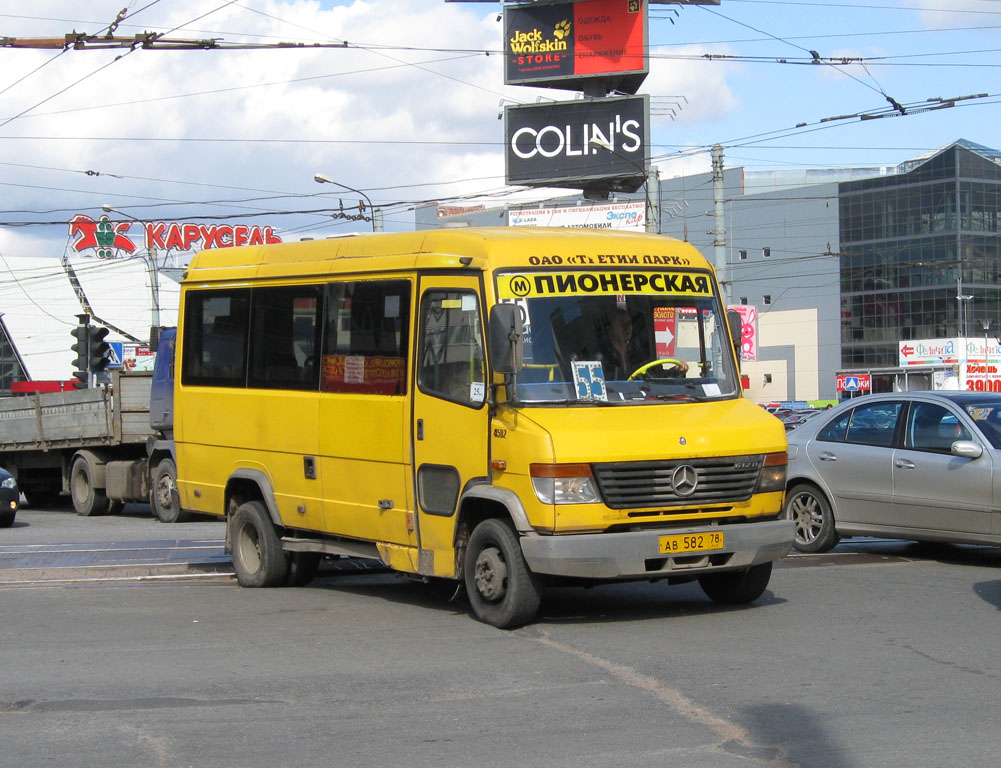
left=784, top=391, right=1001, bottom=552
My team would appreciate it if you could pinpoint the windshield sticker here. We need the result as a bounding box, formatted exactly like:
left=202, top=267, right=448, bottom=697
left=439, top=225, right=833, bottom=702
left=572, top=361, right=608, bottom=401
left=498, top=271, right=713, bottom=299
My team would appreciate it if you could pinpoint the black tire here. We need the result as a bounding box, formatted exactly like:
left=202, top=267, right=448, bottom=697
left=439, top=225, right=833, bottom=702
left=108, top=500, right=126, bottom=515
left=0, top=511, right=14, bottom=528
left=230, top=500, right=288, bottom=588
left=784, top=483, right=840, bottom=553
left=151, top=459, right=191, bottom=523
left=464, top=518, right=541, bottom=629
left=699, top=562, right=773, bottom=605
left=285, top=552, right=321, bottom=587
left=70, top=456, right=109, bottom=517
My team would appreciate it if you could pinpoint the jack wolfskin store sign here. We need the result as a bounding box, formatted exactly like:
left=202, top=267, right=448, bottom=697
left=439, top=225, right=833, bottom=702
left=504, top=95, right=648, bottom=190
left=504, top=0, right=648, bottom=94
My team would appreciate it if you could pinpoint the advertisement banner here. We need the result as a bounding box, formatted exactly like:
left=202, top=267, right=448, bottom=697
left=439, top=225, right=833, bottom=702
left=727, top=304, right=758, bottom=362
left=504, top=95, right=648, bottom=190
left=504, top=0, right=648, bottom=94
left=509, top=201, right=644, bottom=231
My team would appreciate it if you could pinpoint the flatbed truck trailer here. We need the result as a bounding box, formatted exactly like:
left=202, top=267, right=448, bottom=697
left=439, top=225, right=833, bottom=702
left=0, top=369, right=178, bottom=518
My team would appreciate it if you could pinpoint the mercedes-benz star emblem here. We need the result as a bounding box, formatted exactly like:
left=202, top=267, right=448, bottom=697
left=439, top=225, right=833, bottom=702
left=671, top=465, right=698, bottom=497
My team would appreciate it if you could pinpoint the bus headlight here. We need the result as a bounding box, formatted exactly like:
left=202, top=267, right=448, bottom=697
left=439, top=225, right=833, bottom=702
left=530, top=463, right=599, bottom=505
left=755, top=451, right=787, bottom=493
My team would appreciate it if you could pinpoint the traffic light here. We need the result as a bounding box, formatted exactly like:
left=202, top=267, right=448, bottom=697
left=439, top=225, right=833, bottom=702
left=71, top=320, right=91, bottom=388
left=70, top=320, right=112, bottom=388
left=88, top=325, right=112, bottom=373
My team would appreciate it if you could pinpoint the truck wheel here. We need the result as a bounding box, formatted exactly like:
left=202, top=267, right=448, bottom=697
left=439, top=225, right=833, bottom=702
left=70, top=455, right=109, bottom=517
left=230, top=500, right=288, bottom=588
left=699, top=562, right=772, bottom=605
left=464, top=518, right=541, bottom=629
left=784, top=483, right=840, bottom=553
left=151, top=459, right=190, bottom=523
left=286, top=552, right=321, bottom=587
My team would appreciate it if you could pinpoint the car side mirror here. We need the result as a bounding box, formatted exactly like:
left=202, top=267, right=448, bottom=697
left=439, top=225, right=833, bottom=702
left=726, top=309, right=743, bottom=370
left=488, top=304, right=524, bottom=375
left=951, top=440, right=983, bottom=459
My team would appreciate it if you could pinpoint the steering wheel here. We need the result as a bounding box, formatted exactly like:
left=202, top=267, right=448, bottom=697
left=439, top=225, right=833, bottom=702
left=628, top=358, right=686, bottom=380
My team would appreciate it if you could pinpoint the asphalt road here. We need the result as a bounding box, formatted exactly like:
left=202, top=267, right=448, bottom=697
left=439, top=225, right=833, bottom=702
left=2, top=506, right=1001, bottom=768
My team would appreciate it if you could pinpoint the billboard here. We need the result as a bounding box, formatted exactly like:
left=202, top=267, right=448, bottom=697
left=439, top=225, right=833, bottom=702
left=504, top=0, right=648, bottom=94
left=509, top=201, right=645, bottom=231
left=504, top=95, right=649, bottom=190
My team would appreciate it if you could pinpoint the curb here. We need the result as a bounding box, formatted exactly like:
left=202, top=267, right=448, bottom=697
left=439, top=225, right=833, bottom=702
left=0, top=561, right=235, bottom=585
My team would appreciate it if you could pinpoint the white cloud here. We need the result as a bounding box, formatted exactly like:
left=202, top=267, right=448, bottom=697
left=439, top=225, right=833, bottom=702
left=643, top=45, right=740, bottom=126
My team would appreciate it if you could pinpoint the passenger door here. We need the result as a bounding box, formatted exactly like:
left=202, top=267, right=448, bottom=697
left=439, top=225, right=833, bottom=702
left=412, top=275, right=490, bottom=577
left=807, top=400, right=902, bottom=527
left=892, top=401, right=992, bottom=535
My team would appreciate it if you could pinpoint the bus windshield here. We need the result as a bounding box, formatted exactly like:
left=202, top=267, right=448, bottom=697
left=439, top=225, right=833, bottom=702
left=499, top=278, right=740, bottom=405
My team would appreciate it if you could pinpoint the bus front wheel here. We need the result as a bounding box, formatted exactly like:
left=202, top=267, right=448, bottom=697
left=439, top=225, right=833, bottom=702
left=464, top=518, right=541, bottom=629
left=230, top=500, right=288, bottom=588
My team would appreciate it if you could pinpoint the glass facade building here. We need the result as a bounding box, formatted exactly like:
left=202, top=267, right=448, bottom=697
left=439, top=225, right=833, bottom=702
left=840, top=140, right=1001, bottom=368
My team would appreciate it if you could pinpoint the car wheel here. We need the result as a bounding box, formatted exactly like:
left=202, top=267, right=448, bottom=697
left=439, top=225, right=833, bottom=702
left=784, top=483, right=840, bottom=553
left=0, top=510, right=14, bottom=528
left=230, top=500, right=288, bottom=588
left=464, top=518, right=541, bottom=629
left=699, top=562, right=772, bottom=604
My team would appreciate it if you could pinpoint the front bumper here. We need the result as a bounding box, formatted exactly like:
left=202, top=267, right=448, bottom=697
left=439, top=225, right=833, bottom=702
left=519, top=519, right=795, bottom=580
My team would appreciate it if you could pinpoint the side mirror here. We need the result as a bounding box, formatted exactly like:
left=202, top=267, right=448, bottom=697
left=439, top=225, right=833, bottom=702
left=488, top=304, right=524, bottom=375
left=726, top=309, right=743, bottom=369
left=951, top=440, right=984, bottom=459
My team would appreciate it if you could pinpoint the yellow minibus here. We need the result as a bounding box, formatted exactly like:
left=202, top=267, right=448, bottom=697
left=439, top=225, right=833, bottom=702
left=174, top=227, right=793, bottom=627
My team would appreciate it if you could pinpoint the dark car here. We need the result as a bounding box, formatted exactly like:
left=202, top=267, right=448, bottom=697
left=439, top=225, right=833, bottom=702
left=0, top=467, right=19, bottom=527
left=782, top=409, right=822, bottom=431
left=784, top=391, right=1001, bottom=552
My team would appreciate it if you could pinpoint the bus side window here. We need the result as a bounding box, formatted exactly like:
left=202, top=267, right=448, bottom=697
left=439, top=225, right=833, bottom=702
left=181, top=289, right=251, bottom=387
left=246, top=285, right=322, bottom=391
left=321, top=279, right=411, bottom=395
left=418, top=291, right=485, bottom=406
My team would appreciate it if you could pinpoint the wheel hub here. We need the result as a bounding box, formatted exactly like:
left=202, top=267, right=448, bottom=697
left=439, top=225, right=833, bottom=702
left=474, top=546, right=508, bottom=602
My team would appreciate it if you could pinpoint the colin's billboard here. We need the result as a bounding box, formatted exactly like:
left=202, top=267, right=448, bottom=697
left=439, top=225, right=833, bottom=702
left=504, top=95, right=649, bottom=191
left=504, top=0, right=648, bottom=94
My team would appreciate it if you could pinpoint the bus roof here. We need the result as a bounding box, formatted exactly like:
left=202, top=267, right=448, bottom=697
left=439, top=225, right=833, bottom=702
left=183, top=227, right=711, bottom=284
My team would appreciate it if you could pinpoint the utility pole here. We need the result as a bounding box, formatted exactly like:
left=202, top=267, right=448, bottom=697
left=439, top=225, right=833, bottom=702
left=712, top=144, right=728, bottom=303
left=646, top=166, right=661, bottom=234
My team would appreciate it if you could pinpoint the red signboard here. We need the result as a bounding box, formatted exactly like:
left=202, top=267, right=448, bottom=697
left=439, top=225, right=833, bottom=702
left=504, top=0, right=648, bottom=94
left=68, top=215, right=283, bottom=258
left=836, top=374, right=871, bottom=392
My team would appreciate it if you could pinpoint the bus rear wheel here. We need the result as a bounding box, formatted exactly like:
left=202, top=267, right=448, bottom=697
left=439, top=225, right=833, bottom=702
left=230, top=500, right=288, bottom=588
left=464, top=518, right=541, bottom=629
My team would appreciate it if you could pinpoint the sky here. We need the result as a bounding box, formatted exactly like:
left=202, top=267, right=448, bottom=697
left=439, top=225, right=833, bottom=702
left=0, top=0, right=1000, bottom=263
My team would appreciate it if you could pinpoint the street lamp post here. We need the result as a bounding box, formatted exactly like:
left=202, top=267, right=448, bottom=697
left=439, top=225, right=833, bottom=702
left=102, top=204, right=160, bottom=344
left=313, top=173, right=382, bottom=232
left=982, top=319, right=993, bottom=367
